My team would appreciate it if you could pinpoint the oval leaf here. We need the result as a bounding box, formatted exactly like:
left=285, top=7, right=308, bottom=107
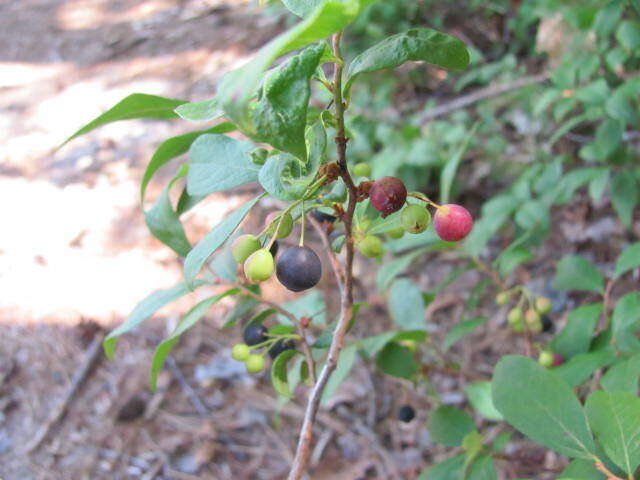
left=492, top=355, right=595, bottom=459
left=345, top=28, right=470, bottom=95
left=271, top=349, right=299, bottom=398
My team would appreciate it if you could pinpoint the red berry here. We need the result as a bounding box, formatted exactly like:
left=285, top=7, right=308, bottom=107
left=433, top=204, right=473, bottom=241
left=369, top=177, right=407, bottom=217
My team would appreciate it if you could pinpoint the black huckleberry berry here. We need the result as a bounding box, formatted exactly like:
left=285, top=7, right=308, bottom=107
left=541, top=314, right=554, bottom=333
left=276, top=246, right=322, bottom=292
left=243, top=323, right=268, bottom=346
left=268, top=339, right=296, bottom=359
left=310, top=209, right=337, bottom=224
left=397, top=405, right=415, bottom=423
left=269, top=240, right=279, bottom=258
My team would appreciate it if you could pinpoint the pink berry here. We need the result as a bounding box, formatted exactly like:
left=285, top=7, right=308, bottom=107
left=433, top=204, right=473, bottom=242
left=369, top=177, right=407, bottom=217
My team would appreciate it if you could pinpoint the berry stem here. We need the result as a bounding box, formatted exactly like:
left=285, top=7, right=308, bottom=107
left=408, top=191, right=441, bottom=209
left=299, top=199, right=306, bottom=247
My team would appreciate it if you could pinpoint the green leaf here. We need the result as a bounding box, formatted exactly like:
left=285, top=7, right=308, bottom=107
left=375, top=247, right=428, bottom=292
left=175, top=98, right=222, bottom=122
left=388, top=279, right=425, bottom=329
left=61, top=93, right=185, bottom=147
left=614, top=243, right=640, bottom=279
left=554, top=351, right=616, bottom=387
left=443, top=317, right=488, bottom=351
left=492, top=355, right=595, bottom=459
left=184, top=194, right=264, bottom=284
left=560, top=459, right=605, bottom=480
left=417, top=454, right=465, bottom=480
left=218, top=0, right=369, bottom=133
left=551, top=304, right=603, bottom=359
left=271, top=349, right=299, bottom=398
left=495, top=246, right=534, bottom=277
left=210, top=231, right=243, bottom=284
left=140, top=123, right=235, bottom=203
left=145, top=166, right=192, bottom=256
left=345, top=28, right=470, bottom=95
left=590, top=119, right=623, bottom=161
left=585, top=391, right=640, bottom=476
left=465, top=381, right=503, bottom=421
left=440, top=123, right=478, bottom=204
left=187, top=134, right=259, bottom=197
left=103, top=279, right=208, bottom=359
left=466, top=454, right=497, bottom=480
left=601, top=353, right=640, bottom=393
left=280, top=290, right=326, bottom=326
left=359, top=330, right=426, bottom=358
left=427, top=406, right=475, bottom=447
left=252, top=43, right=324, bottom=158
left=554, top=255, right=604, bottom=294
left=588, top=168, right=609, bottom=203
left=616, top=20, right=640, bottom=50
left=375, top=342, right=416, bottom=379
left=611, top=171, right=638, bottom=229
left=258, top=126, right=324, bottom=201
left=321, top=343, right=358, bottom=404
left=611, top=292, right=640, bottom=354
left=149, top=289, right=238, bottom=390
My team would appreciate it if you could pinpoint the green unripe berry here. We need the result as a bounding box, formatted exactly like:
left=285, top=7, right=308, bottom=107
left=386, top=227, right=405, bottom=239
left=495, top=291, right=511, bottom=306
left=265, top=211, right=294, bottom=239
left=507, top=308, right=523, bottom=325
left=353, top=162, right=372, bottom=177
left=535, top=297, right=552, bottom=314
left=401, top=204, right=431, bottom=234
left=231, top=343, right=251, bottom=362
left=244, top=249, right=275, bottom=282
left=538, top=350, right=554, bottom=368
left=232, top=234, right=261, bottom=263
left=245, top=354, right=265, bottom=374
left=357, top=235, right=383, bottom=258
left=511, top=321, right=524, bottom=333
left=525, top=309, right=542, bottom=333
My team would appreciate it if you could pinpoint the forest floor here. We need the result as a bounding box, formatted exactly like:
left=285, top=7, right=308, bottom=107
left=0, top=1, right=635, bottom=479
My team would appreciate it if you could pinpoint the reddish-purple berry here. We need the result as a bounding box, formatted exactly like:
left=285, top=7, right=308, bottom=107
left=369, top=177, right=407, bottom=217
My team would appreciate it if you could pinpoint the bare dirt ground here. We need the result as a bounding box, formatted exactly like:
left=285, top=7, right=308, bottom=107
left=1, top=1, right=638, bottom=479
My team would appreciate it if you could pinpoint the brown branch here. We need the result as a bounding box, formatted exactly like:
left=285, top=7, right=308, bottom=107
left=287, top=31, right=359, bottom=480
left=594, top=461, right=627, bottom=480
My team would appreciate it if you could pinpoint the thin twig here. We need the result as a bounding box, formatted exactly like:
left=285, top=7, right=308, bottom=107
left=287, top=31, right=359, bottom=480
left=166, top=356, right=209, bottom=415
left=417, top=72, right=550, bottom=123
left=26, top=331, right=105, bottom=453
left=307, top=213, right=345, bottom=289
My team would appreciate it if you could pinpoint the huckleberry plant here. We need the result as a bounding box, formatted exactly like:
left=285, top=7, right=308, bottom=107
left=62, top=4, right=474, bottom=476
left=60, top=2, right=640, bottom=479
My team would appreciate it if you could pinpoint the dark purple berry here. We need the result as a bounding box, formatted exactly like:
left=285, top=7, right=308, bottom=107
left=369, top=177, right=407, bottom=217
left=269, top=240, right=279, bottom=258
left=541, top=315, right=554, bottom=333
left=310, top=210, right=337, bottom=224
left=243, top=323, right=267, bottom=346
left=268, top=339, right=295, bottom=359
left=397, top=405, right=415, bottom=423
left=276, top=246, right=322, bottom=292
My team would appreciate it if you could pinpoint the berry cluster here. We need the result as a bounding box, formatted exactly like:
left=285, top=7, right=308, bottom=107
left=354, top=175, right=473, bottom=258
left=231, top=211, right=323, bottom=292
left=497, top=289, right=553, bottom=334
left=231, top=323, right=297, bottom=374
